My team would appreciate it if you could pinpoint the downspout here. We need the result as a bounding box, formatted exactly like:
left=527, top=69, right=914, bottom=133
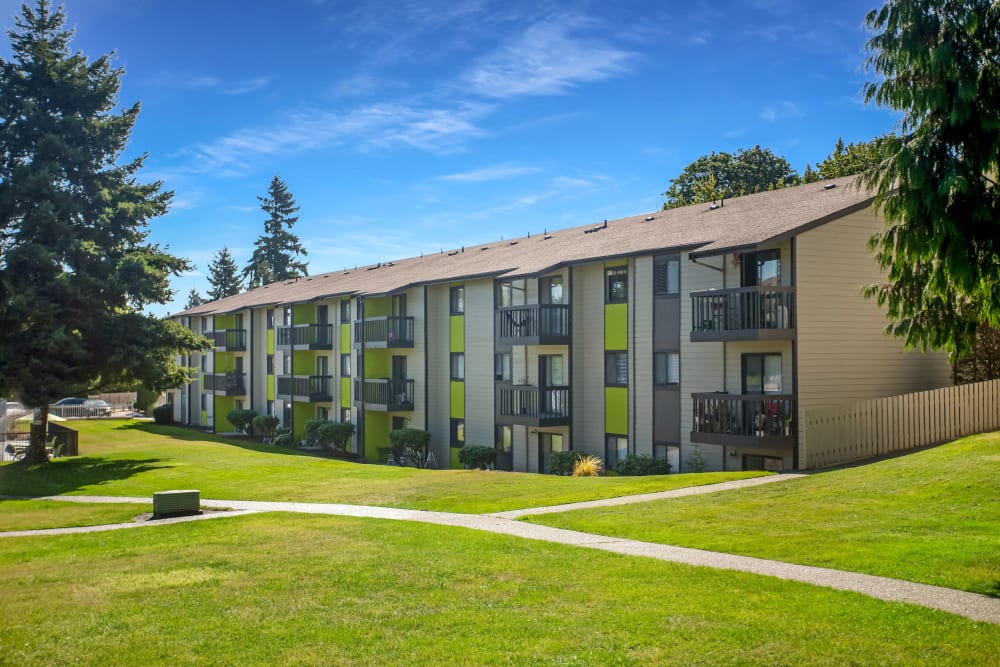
left=423, top=286, right=429, bottom=450
left=567, top=266, right=574, bottom=451
left=630, top=257, right=637, bottom=456
left=357, top=296, right=366, bottom=462
left=249, top=309, right=255, bottom=412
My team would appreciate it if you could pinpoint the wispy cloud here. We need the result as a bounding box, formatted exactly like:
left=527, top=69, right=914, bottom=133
left=150, top=71, right=270, bottom=96
left=438, top=164, right=540, bottom=182
left=223, top=77, right=271, bottom=95
left=464, top=16, right=634, bottom=98
left=759, top=100, right=803, bottom=122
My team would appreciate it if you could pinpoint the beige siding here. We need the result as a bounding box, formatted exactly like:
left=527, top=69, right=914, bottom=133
left=407, top=287, right=427, bottom=431
left=724, top=341, right=793, bottom=395
left=464, top=278, right=495, bottom=449
left=633, top=255, right=654, bottom=455
left=426, top=284, right=451, bottom=463
left=251, top=306, right=269, bottom=413
left=571, top=262, right=605, bottom=457
left=796, top=207, right=952, bottom=451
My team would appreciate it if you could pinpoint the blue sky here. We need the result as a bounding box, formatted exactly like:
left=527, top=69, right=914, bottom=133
left=0, top=1, right=897, bottom=315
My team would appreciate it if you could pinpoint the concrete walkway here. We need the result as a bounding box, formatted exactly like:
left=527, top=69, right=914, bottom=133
left=3, top=479, right=999, bottom=625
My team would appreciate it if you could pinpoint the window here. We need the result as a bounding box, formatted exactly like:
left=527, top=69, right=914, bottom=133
left=743, top=454, right=783, bottom=473
left=234, top=399, right=244, bottom=411
left=201, top=354, right=207, bottom=372
left=200, top=393, right=206, bottom=410
left=201, top=316, right=209, bottom=332
left=282, top=306, right=292, bottom=326
left=341, top=353, right=351, bottom=377
left=497, top=279, right=525, bottom=307
left=266, top=354, right=274, bottom=375
left=606, top=266, right=628, bottom=303
left=340, top=407, right=352, bottom=424
left=450, top=286, right=465, bottom=314
left=266, top=309, right=275, bottom=329
left=450, top=418, right=465, bottom=447
left=267, top=400, right=274, bottom=416
left=654, top=258, right=680, bottom=296
left=316, top=406, right=329, bottom=421
left=743, top=353, right=782, bottom=394
left=282, top=352, right=292, bottom=375
left=451, top=353, right=465, bottom=380
left=495, top=352, right=511, bottom=382
left=340, top=300, right=351, bottom=323
left=741, top=249, right=781, bottom=287
left=654, top=352, right=680, bottom=386
left=538, top=432, right=565, bottom=474
left=540, top=275, right=564, bottom=305
left=495, top=425, right=512, bottom=453
left=605, top=351, right=628, bottom=386
left=654, top=442, right=680, bottom=473
left=605, top=434, right=628, bottom=469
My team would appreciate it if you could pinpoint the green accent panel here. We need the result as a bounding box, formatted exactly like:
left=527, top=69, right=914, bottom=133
left=364, top=411, right=390, bottom=462
left=365, top=296, right=390, bottom=317
left=364, top=349, right=390, bottom=378
left=201, top=410, right=207, bottom=426
left=449, top=315, right=464, bottom=352
left=604, top=303, right=628, bottom=350
left=340, top=377, right=351, bottom=408
left=450, top=381, right=465, bottom=418
left=267, top=375, right=275, bottom=401
left=215, top=351, right=236, bottom=373
left=450, top=448, right=462, bottom=469
left=215, top=314, right=236, bottom=330
left=267, top=329, right=274, bottom=354
left=293, top=350, right=316, bottom=376
left=293, top=303, right=317, bottom=325
left=340, top=323, right=351, bottom=354
left=605, top=258, right=627, bottom=268
left=605, top=387, right=629, bottom=435
left=215, top=396, right=239, bottom=432
left=293, top=401, right=314, bottom=439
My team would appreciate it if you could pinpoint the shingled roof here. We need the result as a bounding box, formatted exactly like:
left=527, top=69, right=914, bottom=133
left=177, top=175, right=873, bottom=317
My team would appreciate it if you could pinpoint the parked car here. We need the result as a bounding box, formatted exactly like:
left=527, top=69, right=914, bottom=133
left=83, top=399, right=112, bottom=417
left=50, top=397, right=86, bottom=417
left=3, top=400, right=29, bottom=420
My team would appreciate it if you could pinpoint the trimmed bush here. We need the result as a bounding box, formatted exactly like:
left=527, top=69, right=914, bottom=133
left=272, top=428, right=293, bottom=448
left=389, top=428, right=432, bottom=468
left=226, top=409, right=258, bottom=436
left=305, top=419, right=355, bottom=451
left=457, top=445, right=496, bottom=470
left=152, top=403, right=173, bottom=425
left=572, top=455, right=603, bottom=477
left=548, top=450, right=588, bottom=475
left=252, top=415, right=280, bottom=442
left=614, top=454, right=671, bottom=476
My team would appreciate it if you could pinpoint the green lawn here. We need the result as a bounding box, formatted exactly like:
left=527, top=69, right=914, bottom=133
left=527, top=432, right=1000, bottom=596
left=0, top=499, right=146, bottom=531
left=0, top=420, right=765, bottom=513
left=1, top=512, right=996, bottom=666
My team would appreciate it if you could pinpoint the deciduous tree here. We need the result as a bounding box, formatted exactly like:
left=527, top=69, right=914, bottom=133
left=662, top=145, right=798, bottom=209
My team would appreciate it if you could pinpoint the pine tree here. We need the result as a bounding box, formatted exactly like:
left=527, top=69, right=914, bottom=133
left=206, top=246, right=242, bottom=300
left=185, top=289, right=206, bottom=309
left=243, top=175, right=308, bottom=288
left=0, top=1, right=206, bottom=463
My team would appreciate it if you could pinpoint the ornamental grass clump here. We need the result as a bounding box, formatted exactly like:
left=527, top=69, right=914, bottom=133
left=572, top=455, right=603, bottom=477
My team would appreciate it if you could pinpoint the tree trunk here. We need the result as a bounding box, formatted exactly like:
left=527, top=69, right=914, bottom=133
left=23, top=406, right=49, bottom=465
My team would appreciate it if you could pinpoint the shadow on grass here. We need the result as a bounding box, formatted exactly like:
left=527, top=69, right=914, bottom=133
left=0, top=457, right=168, bottom=497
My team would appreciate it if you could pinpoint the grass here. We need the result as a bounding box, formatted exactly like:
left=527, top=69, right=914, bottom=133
left=0, top=499, right=146, bottom=531
left=0, top=420, right=765, bottom=513
left=527, top=431, right=1000, bottom=596
left=1, top=512, right=997, bottom=666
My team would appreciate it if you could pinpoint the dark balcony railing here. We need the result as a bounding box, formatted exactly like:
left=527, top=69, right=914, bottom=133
left=690, top=286, right=794, bottom=341
left=691, top=393, right=795, bottom=447
left=354, top=378, right=415, bottom=411
left=496, top=304, right=570, bottom=344
left=212, top=329, right=246, bottom=351
left=354, top=316, right=414, bottom=347
left=276, top=375, right=333, bottom=402
left=276, top=323, right=334, bottom=349
left=203, top=371, right=246, bottom=396
left=496, top=385, right=570, bottom=426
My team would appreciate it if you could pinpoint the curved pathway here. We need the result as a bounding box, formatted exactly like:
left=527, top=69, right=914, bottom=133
left=3, top=478, right=999, bottom=625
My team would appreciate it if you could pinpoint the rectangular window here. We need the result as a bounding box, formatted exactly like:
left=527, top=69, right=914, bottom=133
left=201, top=316, right=209, bottom=332
left=654, top=442, right=680, bottom=473
left=497, top=280, right=526, bottom=307
left=495, top=425, right=512, bottom=453
left=741, top=249, right=781, bottom=287
left=200, top=393, right=206, bottom=410
left=282, top=306, right=292, bottom=327
left=654, top=352, right=680, bottom=386
left=450, top=286, right=465, bottom=314
left=340, top=300, right=351, bottom=323
left=540, top=275, right=564, bottom=305
left=605, top=434, right=628, bottom=469
left=316, top=406, right=329, bottom=421
left=282, top=352, right=291, bottom=375
left=266, top=309, right=275, bottom=329
left=538, top=432, right=565, bottom=474
left=450, top=418, right=465, bottom=448
left=605, top=351, right=628, bottom=387
left=654, top=258, right=680, bottom=296
left=266, top=354, right=274, bottom=375
left=451, top=352, right=465, bottom=380
left=341, top=353, right=351, bottom=377
left=743, top=454, right=783, bottom=473
left=201, top=354, right=207, bottom=372
left=743, top=353, right=782, bottom=394
left=340, top=407, right=352, bottom=424
left=495, top=352, right=511, bottom=382
left=606, top=266, right=628, bottom=303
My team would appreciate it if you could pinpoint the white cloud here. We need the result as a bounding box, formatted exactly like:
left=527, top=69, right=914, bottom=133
left=223, top=77, right=271, bottom=95
left=438, top=164, right=540, bottom=182
left=759, top=100, right=803, bottom=122
left=464, top=16, right=634, bottom=98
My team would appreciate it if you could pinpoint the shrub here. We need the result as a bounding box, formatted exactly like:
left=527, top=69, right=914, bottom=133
left=686, top=444, right=706, bottom=473
left=272, top=428, right=293, bottom=448
left=457, top=445, right=496, bottom=470
left=252, top=415, right=280, bottom=442
left=614, top=454, right=671, bottom=476
left=572, top=455, right=603, bottom=477
left=549, top=450, right=588, bottom=475
left=226, top=409, right=258, bottom=436
left=305, top=419, right=355, bottom=451
left=389, top=428, right=432, bottom=468
left=134, top=384, right=160, bottom=414
left=152, top=403, right=173, bottom=425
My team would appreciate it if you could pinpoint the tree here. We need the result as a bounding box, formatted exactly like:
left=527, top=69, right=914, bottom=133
left=0, top=1, right=206, bottom=463
left=206, top=246, right=241, bottom=300
left=184, top=288, right=205, bottom=309
left=815, top=135, right=893, bottom=180
left=243, top=175, right=308, bottom=288
left=662, top=145, right=798, bottom=209
left=859, top=0, right=1000, bottom=360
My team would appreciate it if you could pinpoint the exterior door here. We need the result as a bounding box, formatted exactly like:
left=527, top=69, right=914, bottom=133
left=539, top=355, right=565, bottom=416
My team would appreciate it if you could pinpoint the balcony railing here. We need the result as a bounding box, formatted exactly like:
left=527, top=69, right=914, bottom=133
left=690, top=286, right=795, bottom=341
left=354, top=378, right=415, bottom=411
left=213, top=329, right=246, bottom=351
left=496, top=304, right=570, bottom=345
left=276, top=323, right=334, bottom=349
left=354, top=316, right=415, bottom=348
left=276, top=375, right=333, bottom=402
left=496, top=385, right=570, bottom=426
left=691, top=393, right=795, bottom=448
left=203, top=371, right=246, bottom=396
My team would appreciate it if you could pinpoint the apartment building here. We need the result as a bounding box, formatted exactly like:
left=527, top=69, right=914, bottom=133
left=168, top=175, right=951, bottom=473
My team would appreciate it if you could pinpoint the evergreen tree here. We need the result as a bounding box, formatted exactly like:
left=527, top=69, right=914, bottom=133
left=185, top=289, right=206, bottom=310
left=0, top=1, right=206, bottom=463
left=206, top=246, right=242, bottom=300
left=815, top=135, right=892, bottom=180
left=243, top=175, right=308, bottom=288
left=662, top=145, right=799, bottom=209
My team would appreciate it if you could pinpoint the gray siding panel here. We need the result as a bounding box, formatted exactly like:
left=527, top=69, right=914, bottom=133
left=464, top=279, right=495, bottom=450
left=571, top=263, right=605, bottom=457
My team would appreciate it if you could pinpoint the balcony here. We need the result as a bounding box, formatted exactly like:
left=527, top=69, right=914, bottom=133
left=690, top=286, right=795, bottom=342
left=691, top=393, right=795, bottom=449
left=496, top=385, right=570, bottom=427
left=213, top=329, right=246, bottom=351
left=496, top=304, right=570, bottom=345
left=276, top=323, right=333, bottom=350
left=276, top=375, right=333, bottom=402
left=203, top=371, right=246, bottom=396
left=354, top=316, right=414, bottom=348
left=354, top=378, right=415, bottom=411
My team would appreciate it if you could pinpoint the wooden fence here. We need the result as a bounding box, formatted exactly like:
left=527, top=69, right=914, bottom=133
left=801, top=379, right=1000, bottom=469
